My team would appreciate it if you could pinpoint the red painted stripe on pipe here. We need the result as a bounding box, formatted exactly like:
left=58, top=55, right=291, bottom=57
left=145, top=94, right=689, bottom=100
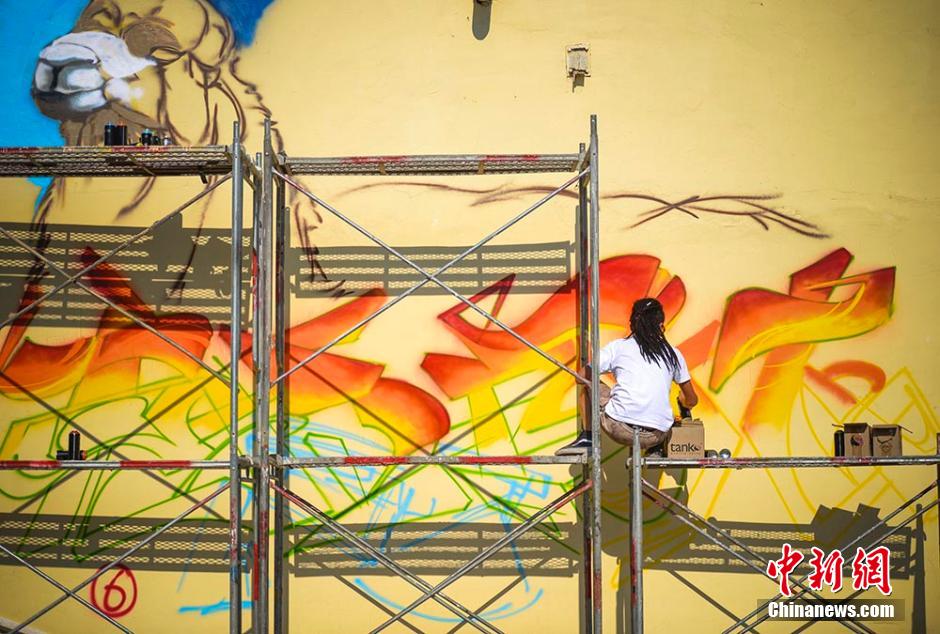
left=0, top=460, right=62, bottom=468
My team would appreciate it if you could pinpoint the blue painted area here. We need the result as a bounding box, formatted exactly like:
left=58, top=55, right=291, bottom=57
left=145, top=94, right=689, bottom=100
left=378, top=484, right=437, bottom=551
left=208, top=0, right=276, bottom=46
left=176, top=494, right=223, bottom=592
left=0, top=0, right=85, bottom=147
left=0, top=0, right=83, bottom=215
left=27, top=176, right=51, bottom=191
left=0, top=0, right=274, bottom=147
left=212, top=419, right=556, bottom=621
left=179, top=598, right=252, bottom=616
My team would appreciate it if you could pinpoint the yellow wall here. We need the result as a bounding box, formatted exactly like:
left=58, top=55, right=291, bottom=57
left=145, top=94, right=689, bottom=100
left=1, top=1, right=938, bottom=632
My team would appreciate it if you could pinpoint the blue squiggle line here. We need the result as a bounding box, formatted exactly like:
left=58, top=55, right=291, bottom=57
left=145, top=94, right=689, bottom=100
left=175, top=493, right=222, bottom=592
left=178, top=599, right=251, bottom=616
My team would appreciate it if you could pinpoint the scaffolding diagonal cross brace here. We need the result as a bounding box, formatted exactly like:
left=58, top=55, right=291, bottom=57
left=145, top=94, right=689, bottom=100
left=0, top=175, right=231, bottom=331
left=0, top=225, right=228, bottom=384
left=730, top=480, right=939, bottom=633
left=0, top=542, right=132, bottom=633
left=272, top=483, right=504, bottom=634
left=368, top=479, right=593, bottom=633
left=256, top=116, right=605, bottom=634
left=273, top=169, right=589, bottom=388
left=11, top=483, right=230, bottom=633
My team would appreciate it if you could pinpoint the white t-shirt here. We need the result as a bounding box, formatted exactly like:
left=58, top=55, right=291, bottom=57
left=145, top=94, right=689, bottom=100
left=597, top=337, right=691, bottom=432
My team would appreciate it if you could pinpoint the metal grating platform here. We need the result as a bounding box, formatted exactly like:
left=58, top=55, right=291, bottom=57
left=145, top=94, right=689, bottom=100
left=0, top=219, right=251, bottom=329
left=281, top=153, right=582, bottom=176
left=0, top=146, right=232, bottom=177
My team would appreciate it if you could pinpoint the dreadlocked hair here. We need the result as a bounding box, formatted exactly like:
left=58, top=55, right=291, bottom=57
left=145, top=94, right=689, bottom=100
left=628, top=297, right=679, bottom=372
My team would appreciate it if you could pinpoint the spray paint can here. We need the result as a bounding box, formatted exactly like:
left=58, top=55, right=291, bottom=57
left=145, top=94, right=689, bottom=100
left=68, top=430, right=81, bottom=460
left=834, top=430, right=845, bottom=457
left=104, top=122, right=116, bottom=146
left=141, top=129, right=153, bottom=146
left=718, top=448, right=732, bottom=459
left=116, top=121, right=128, bottom=146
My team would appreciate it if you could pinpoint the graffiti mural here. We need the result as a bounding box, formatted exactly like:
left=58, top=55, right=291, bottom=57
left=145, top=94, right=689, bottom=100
left=1, top=233, right=934, bottom=627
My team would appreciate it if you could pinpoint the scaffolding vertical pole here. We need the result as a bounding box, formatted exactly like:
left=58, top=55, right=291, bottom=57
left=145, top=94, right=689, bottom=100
left=575, top=142, right=593, bottom=633
left=251, top=119, right=274, bottom=633
left=630, top=428, right=644, bottom=633
left=588, top=114, right=603, bottom=634
left=250, top=152, right=262, bottom=631
left=229, top=121, right=244, bottom=634
left=273, top=163, right=290, bottom=634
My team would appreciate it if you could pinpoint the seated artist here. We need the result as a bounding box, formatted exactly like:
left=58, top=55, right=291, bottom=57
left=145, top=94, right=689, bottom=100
left=556, top=297, right=697, bottom=455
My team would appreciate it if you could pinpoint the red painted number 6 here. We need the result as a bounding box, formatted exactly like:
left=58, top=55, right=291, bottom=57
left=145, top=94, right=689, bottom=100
left=90, top=564, right=138, bottom=618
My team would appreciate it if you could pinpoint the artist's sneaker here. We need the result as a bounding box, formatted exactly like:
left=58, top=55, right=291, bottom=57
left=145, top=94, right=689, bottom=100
left=555, top=431, right=592, bottom=456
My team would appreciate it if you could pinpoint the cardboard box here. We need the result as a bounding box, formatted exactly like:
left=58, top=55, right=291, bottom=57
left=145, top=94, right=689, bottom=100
left=871, top=425, right=903, bottom=457
left=843, top=423, right=871, bottom=457
left=666, top=418, right=704, bottom=459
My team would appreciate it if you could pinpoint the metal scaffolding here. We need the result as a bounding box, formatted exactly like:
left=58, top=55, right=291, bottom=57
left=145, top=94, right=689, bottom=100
left=0, top=116, right=605, bottom=633
left=626, top=445, right=940, bottom=633
left=0, top=124, right=254, bottom=634
left=258, top=116, right=604, bottom=633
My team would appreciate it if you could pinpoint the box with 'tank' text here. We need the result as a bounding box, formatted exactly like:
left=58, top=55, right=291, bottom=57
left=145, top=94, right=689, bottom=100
left=665, top=418, right=705, bottom=459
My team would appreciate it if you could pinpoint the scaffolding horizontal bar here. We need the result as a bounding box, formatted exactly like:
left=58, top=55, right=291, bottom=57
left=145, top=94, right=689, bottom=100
left=281, top=153, right=582, bottom=176
left=0, top=460, right=237, bottom=471
left=0, top=146, right=232, bottom=177
left=278, top=455, right=587, bottom=467
left=642, top=455, right=940, bottom=469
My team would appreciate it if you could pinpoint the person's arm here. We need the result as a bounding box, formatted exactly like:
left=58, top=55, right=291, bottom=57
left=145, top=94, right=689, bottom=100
left=673, top=348, right=698, bottom=409
left=678, top=380, right=698, bottom=409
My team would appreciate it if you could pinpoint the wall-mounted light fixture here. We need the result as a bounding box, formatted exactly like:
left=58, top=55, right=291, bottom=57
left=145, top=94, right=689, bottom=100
left=566, top=43, right=590, bottom=89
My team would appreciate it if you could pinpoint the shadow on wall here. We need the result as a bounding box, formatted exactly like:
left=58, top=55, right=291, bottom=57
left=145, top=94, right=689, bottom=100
left=0, top=219, right=574, bottom=329
left=0, top=218, right=252, bottom=329
left=289, top=521, right=578, bottom=578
